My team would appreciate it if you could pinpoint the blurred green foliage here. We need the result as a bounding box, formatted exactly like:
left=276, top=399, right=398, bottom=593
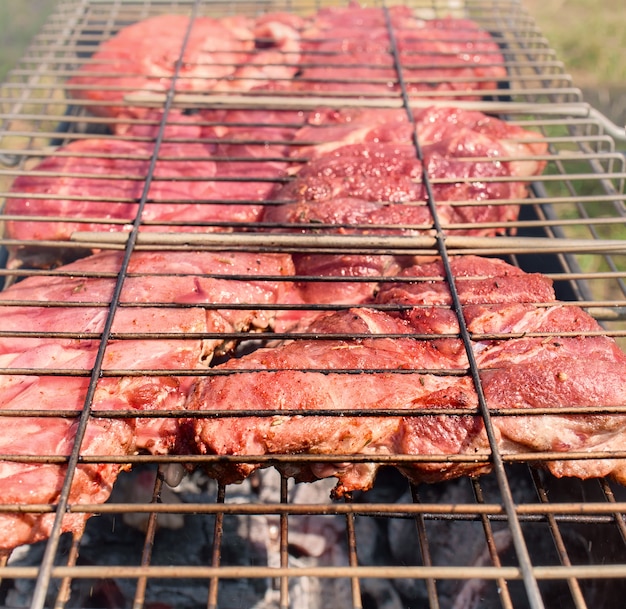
left=0, top=0, right=59, bottom=80
left=522, top=0, right=626, bottom=87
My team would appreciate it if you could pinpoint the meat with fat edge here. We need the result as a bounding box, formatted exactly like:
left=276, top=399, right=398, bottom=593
left=293, top=106, right=547, bottom=179
left=67, top=13, right=304, bottom=119
left=296, top=6, right=507, bottom=97
left=264, top=122, right=546, bottom=306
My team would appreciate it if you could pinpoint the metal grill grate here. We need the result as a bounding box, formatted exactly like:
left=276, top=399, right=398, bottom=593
left=1, top=1, right=626, bottom=609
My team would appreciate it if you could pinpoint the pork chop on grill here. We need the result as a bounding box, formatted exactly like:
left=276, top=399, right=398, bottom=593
left=186, top=306, right=469, bottom=494
left=0, top=249, right=295, bottom=552
left=67, top=4, right=506, bottom=121
left=67, top=13, right=304, bottom=120
left=296, top=5, right=506, bottom=97
left=186, top=256, right=626, bottom=498
left=264, top=125, right=545, bottom=305
left=291, top=105, right=547, bottom=180
left=4, top=138, right=284, bottom=253
left=291, top=106, right=548, bottom=189
left=0, top=414, right=133, bottom=555
left=116, top=107, right=304, bottom=165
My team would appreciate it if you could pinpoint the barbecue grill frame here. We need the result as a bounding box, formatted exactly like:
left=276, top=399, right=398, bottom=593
left=1, top=1, right=626, bottom=609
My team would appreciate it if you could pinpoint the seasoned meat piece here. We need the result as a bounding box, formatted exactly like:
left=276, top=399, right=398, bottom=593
left=264, top=133, right=539, bottom=305
left=296, top=6, right=506, bottom=97
left=291, top=107, right=548, bottom=207
left=4, top=138, right=281, bottom=246
left=186, top=307, right=468, bottom=494
left=186, top=256, right=626, bottom=497
left=278, top=144, right=425, bottom=204
left=0, top=414, right=133, bottom=555
left=0, top=250, right=295, bottom=552
left=292, top=106, right=547, bottom=178
left=291, top=107, right=414, bottom=158
left=67, top=13, right=303, bottom=119
left=68, top=15, right=251, bottom=118
left=413, top=106, right=548, bottom=178
left=0, top=249, right=295, bottom=365
left=283, top=138, right=531, bottom=208
left=271, top=108, right=547, bottom=307
left=376, top=255, right=556, bottom=309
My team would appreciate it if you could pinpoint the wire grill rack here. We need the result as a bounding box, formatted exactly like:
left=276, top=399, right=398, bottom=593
left=1, top=1, right=626, bottom=608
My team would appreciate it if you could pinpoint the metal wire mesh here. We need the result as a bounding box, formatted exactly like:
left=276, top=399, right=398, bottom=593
left=0, top=1, right=626, bottom=609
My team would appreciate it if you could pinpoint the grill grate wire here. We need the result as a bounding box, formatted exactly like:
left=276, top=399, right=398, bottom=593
left=27, top=3, right=205, bottom=607
left=0, top=1, right=626, bottom=609
left=389, top=7, right=544, bottom=604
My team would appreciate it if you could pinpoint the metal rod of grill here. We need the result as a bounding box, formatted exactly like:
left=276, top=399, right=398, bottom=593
left=0, top=1, right=625, bottom=608
left=385, top=5, right=545, bottom=607
left=27, top=2, right=204, bottom=607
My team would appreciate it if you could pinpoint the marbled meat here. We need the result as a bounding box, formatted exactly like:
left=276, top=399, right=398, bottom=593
left=67, top=5, right=506, bottom=120
left=296, top=5, right=506, bottom=96
left=294, top=106, right=547, bottom=179
left=264, top=107, right=547, bottom=305
left=67, top=13, right=304, bottom=119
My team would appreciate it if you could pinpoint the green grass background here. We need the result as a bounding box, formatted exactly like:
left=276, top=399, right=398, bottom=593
left=523, top=0, right=626, bottom=89
left=0, top=0, right=59, bottom=80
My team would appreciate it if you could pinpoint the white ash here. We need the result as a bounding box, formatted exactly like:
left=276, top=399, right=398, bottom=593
left=237, top=468, right=353, bottom=609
